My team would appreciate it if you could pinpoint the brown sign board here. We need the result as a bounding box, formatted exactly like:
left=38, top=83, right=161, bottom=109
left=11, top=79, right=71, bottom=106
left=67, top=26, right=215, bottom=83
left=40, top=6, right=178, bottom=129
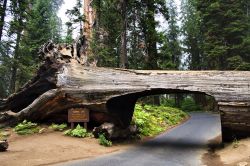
left=68, top=108, right=89, bottom=123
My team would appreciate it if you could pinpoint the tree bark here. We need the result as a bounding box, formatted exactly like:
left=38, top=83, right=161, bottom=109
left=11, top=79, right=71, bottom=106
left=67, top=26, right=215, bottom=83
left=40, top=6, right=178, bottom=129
left=193, top=93, right=207, bottom=107
left=143, top=1, right=158, bottom=70
left=9, top=23, right=22, bottom=94
left=0, top=0, right=7, bottom=41
left=119, top=0, right=128, bottom=69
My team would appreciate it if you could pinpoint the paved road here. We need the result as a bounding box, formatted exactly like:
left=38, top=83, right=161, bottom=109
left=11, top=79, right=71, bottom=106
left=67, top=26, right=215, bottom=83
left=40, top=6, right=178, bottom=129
left=59, top=112, right=222, bottom=166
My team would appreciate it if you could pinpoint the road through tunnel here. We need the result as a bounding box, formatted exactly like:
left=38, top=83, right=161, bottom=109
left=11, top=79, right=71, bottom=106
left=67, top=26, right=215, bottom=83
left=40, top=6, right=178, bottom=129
left=106, top=88, right=250, bottom=142
left=106, top=89, right=221, bottom=138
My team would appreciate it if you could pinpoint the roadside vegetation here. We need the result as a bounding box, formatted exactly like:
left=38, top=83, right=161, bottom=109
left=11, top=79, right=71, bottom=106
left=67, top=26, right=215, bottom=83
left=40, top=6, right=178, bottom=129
left=132, top=104, right=188, bottom=137
left=9, top=103, right=189, bottom=147
left=64, top=124, right=93, bottom=138
left=98, top=134, right=112, bottom=147
left=162, top=98, right=202, bottom=112
left=14, top=120, right=40, bottom=135
left=49, top=123, right=67, bottom=131
left=0, top=130, right=8, bottom=140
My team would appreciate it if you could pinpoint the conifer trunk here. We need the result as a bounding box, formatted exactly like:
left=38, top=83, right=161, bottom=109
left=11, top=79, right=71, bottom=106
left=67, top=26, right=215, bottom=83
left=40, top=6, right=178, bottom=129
left=0, top=0, right=8, bottom=41
left=119, top=0, right=128, bottom=68
left=9, top=26, right=22, bottom=93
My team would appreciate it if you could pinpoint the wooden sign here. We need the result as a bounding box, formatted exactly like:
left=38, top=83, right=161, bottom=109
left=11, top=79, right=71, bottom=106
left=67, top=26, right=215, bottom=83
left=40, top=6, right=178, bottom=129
left=68, top=108, right=89, bottom=129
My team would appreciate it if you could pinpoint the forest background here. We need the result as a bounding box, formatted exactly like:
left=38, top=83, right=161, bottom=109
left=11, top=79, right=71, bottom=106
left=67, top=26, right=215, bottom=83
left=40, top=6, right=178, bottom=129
left=0, top=0, right=249, bottom=109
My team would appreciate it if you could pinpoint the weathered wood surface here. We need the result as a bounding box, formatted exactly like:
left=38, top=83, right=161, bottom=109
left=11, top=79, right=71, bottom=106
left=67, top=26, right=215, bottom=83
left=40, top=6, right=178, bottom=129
left=59, top=62, right=250, bottom=102
left=0, top=42, right=250, bottom=141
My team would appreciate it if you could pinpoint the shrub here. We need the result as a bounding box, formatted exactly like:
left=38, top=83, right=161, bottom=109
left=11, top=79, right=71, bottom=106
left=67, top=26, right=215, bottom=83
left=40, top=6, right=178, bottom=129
left=233, top=138, right=239, bottom=148
left=49, top=123, right=67, bottom=131
left=64, top=124, right=91, bottom=138
left=98, top=134, right=112, bottom=147
left=0, top=129, right=9, bottom=140
left=132, top=104, right=188, bottom=137
left=14, top=120, right=40, bottom=135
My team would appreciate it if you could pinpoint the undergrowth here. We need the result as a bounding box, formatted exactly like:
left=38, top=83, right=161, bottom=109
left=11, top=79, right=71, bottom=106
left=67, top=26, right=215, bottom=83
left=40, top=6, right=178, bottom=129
left=14, top=120, right=40, bottom=135
left=49, top=123, right=67, bottom=131
left=132, top=104, right=188, bottom=137
left=98, top=134, right=112, bottom=147
left=64, top=124, right=92, bottom=138
left=180, top=98, right=202, bottom=112
left=0, top=130, right=5, bottom=140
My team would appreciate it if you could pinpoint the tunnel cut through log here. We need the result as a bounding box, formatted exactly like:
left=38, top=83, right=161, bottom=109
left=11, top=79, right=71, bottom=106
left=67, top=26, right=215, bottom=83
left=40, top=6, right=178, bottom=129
left=0, top=42, right=250, bottom=142
left=106, top=89, right=217, bottom=127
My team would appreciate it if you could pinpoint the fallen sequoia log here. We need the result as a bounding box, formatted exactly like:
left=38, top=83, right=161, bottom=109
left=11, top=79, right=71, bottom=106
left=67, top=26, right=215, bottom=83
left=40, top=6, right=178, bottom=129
left=0, top=42, right=250, bottom=141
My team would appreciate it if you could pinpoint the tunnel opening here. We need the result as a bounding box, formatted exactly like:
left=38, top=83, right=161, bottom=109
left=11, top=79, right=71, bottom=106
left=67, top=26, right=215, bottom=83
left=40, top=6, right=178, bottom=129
left=106, top=88, right=222, bottom=145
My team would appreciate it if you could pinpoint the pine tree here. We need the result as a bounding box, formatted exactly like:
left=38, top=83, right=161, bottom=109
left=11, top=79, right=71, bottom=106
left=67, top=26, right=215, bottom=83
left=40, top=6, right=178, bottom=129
left=66, top=0, right=84, bottom=35
left=8, top=0, right=29, bottom=93
left=181, top=0, right=202, bottom=70
left=197, top=0, right=250, bottom=70
left=166, top=0, right=181, bottom=69
left=0, top=0, right=63, bottom=95
left=119, top=0, right=128, bottom=68
left=0, top=0, right=8, bottom=41
left=91, top=0, right=121, bottom=67
left=91, top=0, right=168, bottom=69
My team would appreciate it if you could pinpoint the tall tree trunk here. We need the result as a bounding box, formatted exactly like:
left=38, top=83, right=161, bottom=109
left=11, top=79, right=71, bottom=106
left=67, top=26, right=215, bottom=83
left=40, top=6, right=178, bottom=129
left=95, top=0, right=101, bottom=30
left=143, top=1, right=160, bottom=104
left=193, top=93, right=207, bottom=108
left=144, top=1, right=158, bottom=70
left=0, top=0, right=7, bottom=41
left=175, top=94, right=184, bottom=108
left=119, top=0, right=128, bottom=68
left=9, top=22, right=22, bottom=93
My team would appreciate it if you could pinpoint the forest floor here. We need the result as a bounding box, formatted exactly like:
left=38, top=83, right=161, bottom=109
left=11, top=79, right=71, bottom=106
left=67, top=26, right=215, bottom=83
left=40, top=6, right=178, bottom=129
left=0, top=129, right=137, bottom=166
left=203, top=137, right=250, bottom=166
left=0, top=126, right=249, bottom=166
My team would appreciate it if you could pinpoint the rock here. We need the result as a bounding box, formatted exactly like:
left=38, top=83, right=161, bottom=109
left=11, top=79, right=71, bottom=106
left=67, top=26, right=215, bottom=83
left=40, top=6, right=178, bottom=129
left=237, top=162, right=248, bottom=166
left=93, top=122, right=138, bottom=140
left=0, top=140, right=8, bottom=152
left=39, top=128, right=45, bottom=134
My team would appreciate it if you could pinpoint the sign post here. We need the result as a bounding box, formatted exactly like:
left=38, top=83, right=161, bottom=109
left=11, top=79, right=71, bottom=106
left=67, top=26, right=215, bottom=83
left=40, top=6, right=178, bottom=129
left=68, top=108, right=90, bottom=129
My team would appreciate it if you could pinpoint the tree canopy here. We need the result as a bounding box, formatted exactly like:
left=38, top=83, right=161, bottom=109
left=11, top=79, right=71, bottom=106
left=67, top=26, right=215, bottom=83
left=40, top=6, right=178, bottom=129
left=1, top=0, right=250, bottom=98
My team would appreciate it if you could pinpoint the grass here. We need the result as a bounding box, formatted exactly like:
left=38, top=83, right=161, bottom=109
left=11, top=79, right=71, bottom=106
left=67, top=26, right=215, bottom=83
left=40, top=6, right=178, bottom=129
left=132, top=104, right=188, bottom=137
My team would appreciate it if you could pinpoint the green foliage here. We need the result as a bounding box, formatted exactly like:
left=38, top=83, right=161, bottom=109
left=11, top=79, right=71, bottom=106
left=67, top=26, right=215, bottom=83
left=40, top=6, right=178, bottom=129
left=0, top=0, right=63, bottom=96
left=233, top=137, right=239, bottom=148
left=0, top=129, right=10, bottom=140
left=132, top=104, right=188, bottom=136
left=49, top=123, right=67, bottom=131
left=181, top=0, right=203, bottom=70
left=65, top=0, right=84, bottom=35
left=91, top=0, right=171, bottom=69
left=64, top=124, right=91, bottom=138
left=196, top=0, right=250, bottom=70
left=98, top=134, right=112, bottom=147
left=180, top=98, right=202, bottom=112
left=162, top=0, right=181, bottom=69
left=14, top=120, right=40, bottom=135
left=160, top=98, right=176, bottom=107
